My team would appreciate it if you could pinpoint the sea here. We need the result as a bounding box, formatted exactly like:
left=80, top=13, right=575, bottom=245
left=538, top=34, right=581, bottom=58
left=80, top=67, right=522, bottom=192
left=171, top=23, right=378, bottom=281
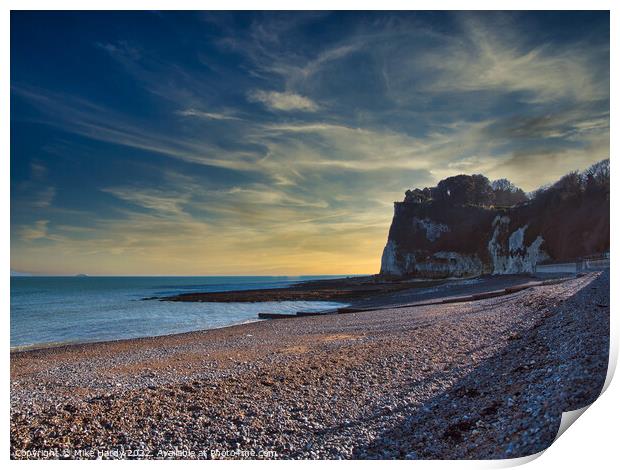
left=10, top=276, right=350, bottom=349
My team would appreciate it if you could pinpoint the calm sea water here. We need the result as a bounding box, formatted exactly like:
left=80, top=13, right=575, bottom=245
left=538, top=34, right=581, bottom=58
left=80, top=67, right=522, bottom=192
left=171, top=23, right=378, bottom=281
left=10, top=276, right=349, bottom=348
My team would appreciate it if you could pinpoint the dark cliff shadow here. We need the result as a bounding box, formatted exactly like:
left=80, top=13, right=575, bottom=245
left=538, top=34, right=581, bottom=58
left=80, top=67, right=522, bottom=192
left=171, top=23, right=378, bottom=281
left=348, top=273, right=609, bottom=460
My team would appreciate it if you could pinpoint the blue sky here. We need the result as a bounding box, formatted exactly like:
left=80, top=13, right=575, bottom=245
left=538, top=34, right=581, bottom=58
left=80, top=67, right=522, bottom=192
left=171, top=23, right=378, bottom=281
left=10, top=11, right=609, bottom=275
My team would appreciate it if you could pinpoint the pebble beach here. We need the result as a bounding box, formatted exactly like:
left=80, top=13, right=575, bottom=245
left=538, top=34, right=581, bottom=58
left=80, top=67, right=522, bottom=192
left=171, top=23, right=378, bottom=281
left=10, top=271, right=609, bottom=460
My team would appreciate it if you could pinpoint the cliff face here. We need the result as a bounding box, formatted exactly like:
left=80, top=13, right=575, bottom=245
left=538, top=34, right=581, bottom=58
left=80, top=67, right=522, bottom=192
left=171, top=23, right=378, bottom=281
left=380, top=192, right=609, bottom=278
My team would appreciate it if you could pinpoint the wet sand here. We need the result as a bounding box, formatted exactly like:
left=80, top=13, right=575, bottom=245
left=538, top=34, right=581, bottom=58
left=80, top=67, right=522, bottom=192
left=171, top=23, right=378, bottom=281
left=10, top=271, right=609, bottom=459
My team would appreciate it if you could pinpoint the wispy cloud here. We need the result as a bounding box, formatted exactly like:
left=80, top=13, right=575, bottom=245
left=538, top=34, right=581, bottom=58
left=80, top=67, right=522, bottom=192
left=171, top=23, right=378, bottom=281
left=101, top=187, right=191, bottom=216
left=176, top=108, right=242, bottom=121
left=19, top=220, right=49, bottom=241
left=247, top=90, right=319, bottom=112
left=419, top=15, right=608, bottom=104
left=11, top=86, right=262, bottom=172
left=12, top=160, right=56, bottom=211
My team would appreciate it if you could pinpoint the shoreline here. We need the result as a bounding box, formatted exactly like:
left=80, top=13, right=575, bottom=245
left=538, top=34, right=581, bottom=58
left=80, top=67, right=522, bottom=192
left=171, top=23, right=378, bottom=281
left=10, top=318, right=266, bottom=354
left=11, top=271, right=609, bottom=459
left=11, top=273, right=552, bottom=353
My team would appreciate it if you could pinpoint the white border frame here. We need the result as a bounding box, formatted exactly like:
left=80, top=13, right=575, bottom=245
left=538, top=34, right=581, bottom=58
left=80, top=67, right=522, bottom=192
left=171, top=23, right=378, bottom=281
left=3, top=3, right=617, bottom=468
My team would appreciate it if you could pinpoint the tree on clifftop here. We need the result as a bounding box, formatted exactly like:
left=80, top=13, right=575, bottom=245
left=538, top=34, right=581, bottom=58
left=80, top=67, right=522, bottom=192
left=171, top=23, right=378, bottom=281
left=584, top=158, right=610, bottom=196
left=436, top=174, right=495, bottom=206
left=491, top=179, right=528, bottom=206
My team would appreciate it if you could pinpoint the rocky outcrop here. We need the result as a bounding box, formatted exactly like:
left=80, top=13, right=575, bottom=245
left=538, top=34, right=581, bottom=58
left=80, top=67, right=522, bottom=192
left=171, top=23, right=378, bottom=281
left=380, top=187, right=609, bottom=279
left=487, top=217, right=548, bottom=274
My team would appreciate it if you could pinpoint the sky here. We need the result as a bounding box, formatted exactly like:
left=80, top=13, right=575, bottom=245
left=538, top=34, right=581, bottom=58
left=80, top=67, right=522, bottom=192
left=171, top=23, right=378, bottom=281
left=10, top=11, right=610, bottom=276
